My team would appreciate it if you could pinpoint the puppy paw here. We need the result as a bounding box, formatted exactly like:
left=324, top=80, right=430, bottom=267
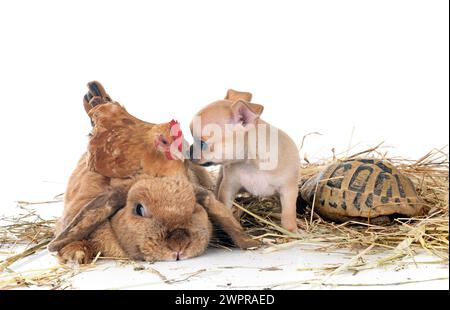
left=58, top=240, right=93, bottom=265
left=281, top=217, right=298, bottom=233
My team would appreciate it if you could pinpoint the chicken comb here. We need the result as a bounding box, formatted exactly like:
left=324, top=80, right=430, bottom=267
left=169, top=119, right=183, bottom=138
left=169, top=119, right=179, bottom=127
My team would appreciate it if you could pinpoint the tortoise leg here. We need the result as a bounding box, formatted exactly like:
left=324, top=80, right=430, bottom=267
left=368, top=215, right=392, bottom=225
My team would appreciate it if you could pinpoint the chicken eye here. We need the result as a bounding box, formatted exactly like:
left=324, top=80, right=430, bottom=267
left=157, top=134, right=169, bottom=146
left=135, top=204, right=146, bottom=217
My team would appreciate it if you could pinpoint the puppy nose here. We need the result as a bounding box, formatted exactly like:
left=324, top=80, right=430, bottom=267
left=200, top=162, right=214, bottom=167
left=189, top=144, right=194, bottom=159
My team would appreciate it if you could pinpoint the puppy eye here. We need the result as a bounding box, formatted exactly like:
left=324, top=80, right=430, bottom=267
left=135, top=203, right=146, bottom=217
left=200, top=140, right=207, bottom=150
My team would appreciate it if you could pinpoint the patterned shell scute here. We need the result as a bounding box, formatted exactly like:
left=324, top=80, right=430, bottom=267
left=300, top=159, right=424, bottom=220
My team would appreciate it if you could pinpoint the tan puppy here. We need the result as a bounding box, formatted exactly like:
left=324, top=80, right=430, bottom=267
left=190, top=90, right=300, bottom=232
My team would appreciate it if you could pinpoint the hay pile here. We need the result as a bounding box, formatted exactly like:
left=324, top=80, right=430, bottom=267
left=0, top=145, right=448, bottom=289
left=237, top=145, right=449, bottom=272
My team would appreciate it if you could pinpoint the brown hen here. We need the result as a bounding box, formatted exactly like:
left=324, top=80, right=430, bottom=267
left=83, top=81, right=187, bottom=179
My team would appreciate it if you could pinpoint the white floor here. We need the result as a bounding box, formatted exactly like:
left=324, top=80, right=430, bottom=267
left=1, top=181, right=448, bottom=290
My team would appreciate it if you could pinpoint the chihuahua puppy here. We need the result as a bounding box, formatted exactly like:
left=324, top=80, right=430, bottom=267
left=190, top=89, right=300, bottom=232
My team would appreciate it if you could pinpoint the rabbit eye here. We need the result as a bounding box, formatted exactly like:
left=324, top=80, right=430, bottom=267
left=135, top=204, right=146, bottom=217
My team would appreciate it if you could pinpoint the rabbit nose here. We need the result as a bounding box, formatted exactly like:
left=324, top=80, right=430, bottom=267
left=167, top=228, right=190, bottom=253
left=174, top=251, right=184, bottom=261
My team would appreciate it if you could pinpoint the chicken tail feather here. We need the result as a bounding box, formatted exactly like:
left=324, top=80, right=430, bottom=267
left=83, top=81, right=112, bottom=114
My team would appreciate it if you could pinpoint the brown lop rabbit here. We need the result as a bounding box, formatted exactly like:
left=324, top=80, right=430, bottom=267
left=48, top=154, right=258, bottom=264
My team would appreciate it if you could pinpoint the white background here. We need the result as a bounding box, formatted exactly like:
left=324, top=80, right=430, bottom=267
left=0, top=0, right=448, bottom=290
left=0, top=0, right=448, bottom=199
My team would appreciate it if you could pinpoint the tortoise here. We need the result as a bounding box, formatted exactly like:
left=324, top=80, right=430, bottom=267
left=298, top=158, right=425, bottom=223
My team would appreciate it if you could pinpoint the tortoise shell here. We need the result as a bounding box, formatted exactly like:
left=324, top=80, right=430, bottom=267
left=299, top=158, right=424, bottom=222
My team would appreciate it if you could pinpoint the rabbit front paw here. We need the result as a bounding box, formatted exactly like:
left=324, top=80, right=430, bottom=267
left=58, top=240, right=94, bottom=265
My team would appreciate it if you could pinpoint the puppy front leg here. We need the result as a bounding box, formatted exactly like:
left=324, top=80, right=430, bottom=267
left=217, top=173, right=244, bottom=219
left=279, top=184, right=299, bottom=232
left=217, top=171, right=241, bottom=209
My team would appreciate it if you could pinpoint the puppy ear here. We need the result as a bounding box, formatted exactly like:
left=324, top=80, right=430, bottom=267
left=231, top=99, right=264, bottom=126
left=47, top=188, right=127, bottom=252
left=225, top=89, right=253, bottom=102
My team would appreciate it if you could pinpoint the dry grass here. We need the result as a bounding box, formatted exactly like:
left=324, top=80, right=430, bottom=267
left=237, top=144, right=449, bottom=276
left=0, top=204, right=69, bottom=289
left=0, top=266, right=74, bottom=290
left=0, top=145, right=448, bottom=289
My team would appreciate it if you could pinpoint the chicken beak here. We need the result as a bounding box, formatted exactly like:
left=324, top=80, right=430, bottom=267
left=171, top=148, right=186, bottom=161
left=168, top=143, right=186, bottom=161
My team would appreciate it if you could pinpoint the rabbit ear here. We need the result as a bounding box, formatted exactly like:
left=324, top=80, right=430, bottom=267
left=48, top=188, right=127, bottom=252
left=194, top=187, right=259, bottom=249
